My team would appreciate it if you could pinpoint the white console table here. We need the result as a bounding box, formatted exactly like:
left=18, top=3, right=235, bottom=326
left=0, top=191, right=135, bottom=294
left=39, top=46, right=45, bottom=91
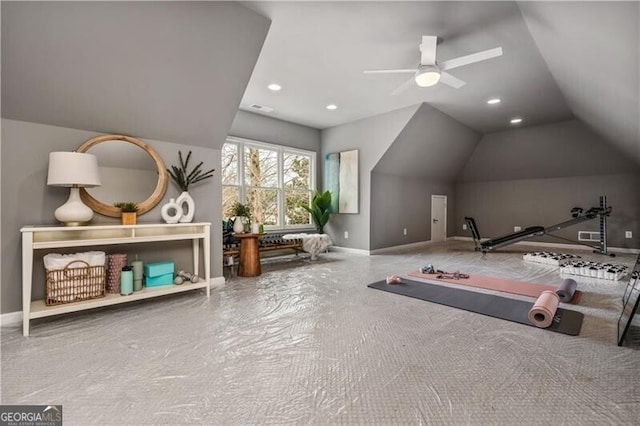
left=21, top=222, right=211, bottom=336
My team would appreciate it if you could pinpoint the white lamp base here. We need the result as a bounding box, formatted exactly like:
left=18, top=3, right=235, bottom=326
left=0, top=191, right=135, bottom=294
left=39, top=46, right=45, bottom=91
left=55, top=187, right=94, bottom=226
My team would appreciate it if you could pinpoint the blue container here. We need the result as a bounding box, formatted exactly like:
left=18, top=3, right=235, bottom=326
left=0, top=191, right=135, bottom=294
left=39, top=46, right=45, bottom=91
left=120, top=266, right=133, bottom=295
left=144, top=261, right=174, bottom=287
left=145, top=272, right=174, bottom=287
left=144, top=261, right=174, bottom=277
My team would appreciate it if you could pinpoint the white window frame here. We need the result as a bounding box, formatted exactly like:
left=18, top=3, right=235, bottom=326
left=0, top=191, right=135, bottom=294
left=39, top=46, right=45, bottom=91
left=223, top=136, right=317, bottom=231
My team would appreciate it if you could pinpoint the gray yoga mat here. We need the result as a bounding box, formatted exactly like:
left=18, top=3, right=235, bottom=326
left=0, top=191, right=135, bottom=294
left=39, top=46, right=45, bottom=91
left=556, top=278, right=578, bottom=303
left=368, top=278, right=583, bottom=336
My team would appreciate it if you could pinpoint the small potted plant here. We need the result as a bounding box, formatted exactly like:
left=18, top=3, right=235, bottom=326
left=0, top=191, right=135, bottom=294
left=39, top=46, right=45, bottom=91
left=114, top=202, right=139, bottom=225
left=230, top=201, right=251, bottom=233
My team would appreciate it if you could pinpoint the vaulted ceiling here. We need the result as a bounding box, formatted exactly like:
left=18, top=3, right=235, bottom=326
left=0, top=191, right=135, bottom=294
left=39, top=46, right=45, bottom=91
left=2, top=2, right=270, bottom=148
left=242, top=1, right=639, bottom=164
left=2, top=2, right=637, bottom=164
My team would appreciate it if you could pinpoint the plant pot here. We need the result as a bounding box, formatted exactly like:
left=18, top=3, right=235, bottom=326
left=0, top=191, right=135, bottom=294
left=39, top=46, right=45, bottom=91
left=121, top=212, right=137, bottom=225
left=233, top=217, right=245, bottom=233
left=176, top=191, right=195, bottom=223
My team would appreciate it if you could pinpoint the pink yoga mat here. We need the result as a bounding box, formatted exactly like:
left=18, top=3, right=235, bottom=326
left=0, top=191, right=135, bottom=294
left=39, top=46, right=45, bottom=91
left=407, top=271, right=582, bottom=304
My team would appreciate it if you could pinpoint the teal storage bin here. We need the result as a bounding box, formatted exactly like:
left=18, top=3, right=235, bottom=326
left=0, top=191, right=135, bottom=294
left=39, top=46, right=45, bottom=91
left=144, top=262, right=174, bottom=287
left=145, top=272, right=174, bottom=287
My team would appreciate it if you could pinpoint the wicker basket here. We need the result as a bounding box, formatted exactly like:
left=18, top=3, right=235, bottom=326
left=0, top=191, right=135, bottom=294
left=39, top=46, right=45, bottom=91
left=45, top=260, right=106, bottom=306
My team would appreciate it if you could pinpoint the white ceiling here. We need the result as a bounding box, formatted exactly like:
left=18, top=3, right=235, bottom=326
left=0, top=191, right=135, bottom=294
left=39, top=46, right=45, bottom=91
left=241, top=1, right=573, bottom=132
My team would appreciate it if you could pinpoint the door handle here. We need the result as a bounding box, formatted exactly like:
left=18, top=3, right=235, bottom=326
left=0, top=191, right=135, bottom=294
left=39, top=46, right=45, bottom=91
left=433, top=219, right=438, bottom=223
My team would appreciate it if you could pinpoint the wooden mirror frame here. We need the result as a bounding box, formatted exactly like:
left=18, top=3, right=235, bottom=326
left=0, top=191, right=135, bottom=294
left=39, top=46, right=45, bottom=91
left=77, top=134, right=168, bottom=218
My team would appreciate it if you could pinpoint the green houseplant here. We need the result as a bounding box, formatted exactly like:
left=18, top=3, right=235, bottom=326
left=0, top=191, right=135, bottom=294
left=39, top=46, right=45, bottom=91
left=303, top=190, right=332, bottom=233
left=114, top=202, right=139, bottom=225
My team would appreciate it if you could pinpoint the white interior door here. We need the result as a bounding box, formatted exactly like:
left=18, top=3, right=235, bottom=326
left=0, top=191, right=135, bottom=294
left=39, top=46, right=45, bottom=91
left=431, top=195, right=447, bottom=242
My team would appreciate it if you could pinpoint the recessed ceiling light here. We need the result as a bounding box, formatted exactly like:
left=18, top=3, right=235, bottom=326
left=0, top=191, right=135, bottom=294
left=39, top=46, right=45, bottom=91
left=510, top=117, right=523, bottom=125
left=267, top=83, right=282, bottom=91
left=487, top=98, right=501, bottom=105
left=326, top=104, right=338, bottom=110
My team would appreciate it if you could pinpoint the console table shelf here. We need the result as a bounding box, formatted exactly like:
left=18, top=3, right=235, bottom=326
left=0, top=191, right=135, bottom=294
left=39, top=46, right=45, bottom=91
left=21, top=222, right=211, bottom=336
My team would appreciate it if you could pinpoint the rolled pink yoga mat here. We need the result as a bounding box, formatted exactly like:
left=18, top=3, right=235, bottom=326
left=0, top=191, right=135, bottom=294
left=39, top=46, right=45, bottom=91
left=407, top=271, right=582, bottom=304
left=528, top=290, right=560, bottom=328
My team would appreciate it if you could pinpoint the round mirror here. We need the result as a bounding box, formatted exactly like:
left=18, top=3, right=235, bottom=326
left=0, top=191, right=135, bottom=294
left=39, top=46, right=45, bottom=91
left=77, top=134, right=168, bottom=217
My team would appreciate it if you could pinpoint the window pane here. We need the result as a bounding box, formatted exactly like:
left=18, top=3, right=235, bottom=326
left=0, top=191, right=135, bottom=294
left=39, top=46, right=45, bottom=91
left=284, top=153, right=311, bottom=190
left=244, top=146, right=278, bottom=187
left=222, top=186, right=240, bottom=218
left=221, top=143, right=239, bottom=185
left=285, top=190, right=312, bottom=226
left=246, top=188, right=279, bottom=226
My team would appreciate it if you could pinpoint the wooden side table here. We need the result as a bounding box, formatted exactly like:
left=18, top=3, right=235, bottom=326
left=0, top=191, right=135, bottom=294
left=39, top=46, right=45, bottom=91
left=234, top=233, right=262, bottom=277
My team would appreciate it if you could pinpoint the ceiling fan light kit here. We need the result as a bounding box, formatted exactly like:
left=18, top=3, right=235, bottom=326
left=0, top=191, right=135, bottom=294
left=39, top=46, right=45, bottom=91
left=415, top=65, right=441, bottom=87
left=364, top=35, right=503, bottom=94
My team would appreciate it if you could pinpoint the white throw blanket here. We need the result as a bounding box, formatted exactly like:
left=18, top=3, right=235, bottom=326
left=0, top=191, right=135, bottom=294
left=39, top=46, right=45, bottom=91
left=44, top=251, right=106, bottom=270
left=283, top=233, right=332, bottom=260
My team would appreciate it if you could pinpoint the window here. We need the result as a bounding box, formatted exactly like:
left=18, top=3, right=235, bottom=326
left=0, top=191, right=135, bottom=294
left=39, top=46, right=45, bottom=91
left=222, top=137, right=316, bottom=230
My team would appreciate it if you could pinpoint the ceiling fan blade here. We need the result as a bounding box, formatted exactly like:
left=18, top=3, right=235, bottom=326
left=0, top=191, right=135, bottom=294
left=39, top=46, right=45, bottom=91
left=391, top=77, right=416, bottom=96
left=439, top=72, right=466, bottom=89
left=420, top=35, right=438, bottom=66
left=439, top=47, right=503, bottom=71
left=363, top=69, right=416, bottom=74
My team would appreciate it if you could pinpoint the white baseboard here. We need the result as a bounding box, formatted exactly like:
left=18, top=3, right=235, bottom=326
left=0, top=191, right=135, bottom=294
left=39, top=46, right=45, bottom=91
left=0, top=310, right=22, bottom=327
left=370, top=240, right=434, bottom=255
left=210, top=276, right=226, bottom=289
left=450, top=236, right=640, bottom=254
left=0, top=277, right=227, bottom=328
left=329, top=246, right=370, bottom=256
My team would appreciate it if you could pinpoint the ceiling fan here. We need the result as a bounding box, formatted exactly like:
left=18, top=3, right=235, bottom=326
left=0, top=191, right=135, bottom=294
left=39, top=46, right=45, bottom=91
left=363, top=36, right=503, bottom=95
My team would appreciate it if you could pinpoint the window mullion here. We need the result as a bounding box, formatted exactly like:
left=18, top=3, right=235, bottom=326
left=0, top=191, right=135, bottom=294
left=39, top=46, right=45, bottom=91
left=238, top=143, right=245, bottom=203
left=278, top=148, right=284, bottom=228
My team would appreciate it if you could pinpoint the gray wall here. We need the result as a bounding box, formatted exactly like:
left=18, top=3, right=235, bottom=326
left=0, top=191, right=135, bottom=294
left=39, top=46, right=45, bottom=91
left=229, top=110, right=322, bottom=187
left=370, top=173, right=456, bottom=250
left=1, top=119, right=223, bottom=314
left=459, top=119, right=639, bottom=181
left=455, top=120, right=640, bottom=249
left=369, top=103, right=479, bottom=249
left=456, top=174, right=640, bottom=249
left=1, top=2, right=270, bottom=149
left=320, top=105, right=420, bottom=250
left=230, top=110, right=321, bottom=153
left=373, top=103, right=480, bottom=180
left=1, top=2, right=268, bottom=315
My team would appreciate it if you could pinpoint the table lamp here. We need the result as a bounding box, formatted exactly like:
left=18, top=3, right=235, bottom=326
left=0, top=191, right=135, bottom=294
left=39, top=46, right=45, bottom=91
left=47, top=151, right=101, bottom=226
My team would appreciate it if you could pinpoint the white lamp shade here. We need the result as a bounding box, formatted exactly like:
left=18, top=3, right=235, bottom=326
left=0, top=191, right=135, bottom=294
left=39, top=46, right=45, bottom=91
left=47, top=152, right=101, bottom=187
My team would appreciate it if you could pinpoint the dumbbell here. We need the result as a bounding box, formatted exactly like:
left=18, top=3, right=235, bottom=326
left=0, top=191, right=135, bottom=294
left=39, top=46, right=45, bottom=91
left=173, top=269, right=200, bottom=285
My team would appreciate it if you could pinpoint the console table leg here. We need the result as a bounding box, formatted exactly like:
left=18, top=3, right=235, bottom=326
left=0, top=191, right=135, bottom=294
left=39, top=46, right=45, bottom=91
left=192, top=238, right=199, bottom=277
left=22, top=232, right=33, bottom=336
left=204, top=225, right=211, bottom=297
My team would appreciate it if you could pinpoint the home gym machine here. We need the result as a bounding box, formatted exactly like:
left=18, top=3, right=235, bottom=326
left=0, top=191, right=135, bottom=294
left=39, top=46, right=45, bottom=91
left=465, top=196, right=613, bottom=256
